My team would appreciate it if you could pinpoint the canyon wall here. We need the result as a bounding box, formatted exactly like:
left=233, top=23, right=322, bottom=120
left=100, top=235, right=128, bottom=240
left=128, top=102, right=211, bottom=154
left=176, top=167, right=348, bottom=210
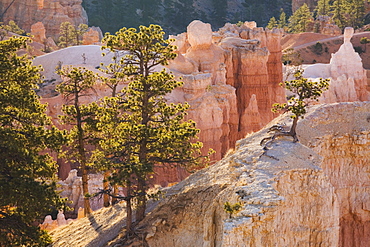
left=0, top=0, right=87, bottom=38
left=104, top=102, right=369, bottom=247
left=37, top=21, right=286, bottom=181
left=167, top=20, right=286, bottom=161
left=298, top=102, right=370, bottom=247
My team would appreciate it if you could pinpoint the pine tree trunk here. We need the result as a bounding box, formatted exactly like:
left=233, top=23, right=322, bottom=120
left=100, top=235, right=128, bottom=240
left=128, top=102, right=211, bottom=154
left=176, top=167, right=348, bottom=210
left=135, top=176, right=146, bottom=222
left=126, top=183, right=133, bottom=234
left=81, top=162, right=92, bottom=216
left=111, top=185, right=118, bottom=205
left=76, top=93, right=92, bottom=216
left=289, top=117, right=299, bottom=142
left=103, top=171, right=110, bottom=207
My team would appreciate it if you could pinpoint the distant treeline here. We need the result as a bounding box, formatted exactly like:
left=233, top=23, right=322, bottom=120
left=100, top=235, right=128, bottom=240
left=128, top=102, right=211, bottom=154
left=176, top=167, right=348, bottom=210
left=82, top=0, right=292, bottom=35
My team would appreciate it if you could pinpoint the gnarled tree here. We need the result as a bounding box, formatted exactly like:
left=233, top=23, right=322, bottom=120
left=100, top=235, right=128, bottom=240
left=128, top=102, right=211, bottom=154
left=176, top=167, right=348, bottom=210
left=261, top=69, right=329, bottom=146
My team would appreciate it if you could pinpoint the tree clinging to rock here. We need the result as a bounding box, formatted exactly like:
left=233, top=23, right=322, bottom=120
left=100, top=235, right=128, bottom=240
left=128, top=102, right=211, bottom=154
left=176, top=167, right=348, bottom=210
left=261, top=69, right=329, bottom=146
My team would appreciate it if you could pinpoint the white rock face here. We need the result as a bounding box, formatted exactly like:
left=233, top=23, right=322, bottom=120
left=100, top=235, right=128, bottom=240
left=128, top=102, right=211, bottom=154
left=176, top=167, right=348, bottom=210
left=114, top=104, right=370, bottom=247
left=298, top=102, right=370, bottom=247
left=303, top=27, right=370, bottom=103
left=50, top=102, right=370, bottom=247
left=187, top=20, right=213, bottom=48
left=58, top=169, right=106, bottom=215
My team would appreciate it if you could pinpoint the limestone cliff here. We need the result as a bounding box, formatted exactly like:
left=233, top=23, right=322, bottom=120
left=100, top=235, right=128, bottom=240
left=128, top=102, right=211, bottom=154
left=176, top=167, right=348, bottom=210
left=102, top=102, right=369, bottom=247
left=0, top=0, right=87, bottom=38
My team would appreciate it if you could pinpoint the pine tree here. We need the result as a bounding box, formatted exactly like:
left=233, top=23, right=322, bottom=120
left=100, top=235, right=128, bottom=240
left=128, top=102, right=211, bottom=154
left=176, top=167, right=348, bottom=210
left=58, top=22, right=88, bottom=48
left=0, top=36, right=65, bottom=246
left=58, top=22, right=76, bottom=48
left=347, top=0, right=365, bottom=29
left=268, top=70, right=329, bottom=143
left=100, top=24, right=209, bottom=227
left=315, top=0, right=331, bottom=16
left=97, top=51, right=127, bottom=207
left=56, top=66, right=99, bottom=216
left=278, top=11, right=288, bottom=30
left=288, top=3, right=313, bottom=33
left=74, top=24, right=88, bottom=46
left=267, top=16, right=278, bottom=29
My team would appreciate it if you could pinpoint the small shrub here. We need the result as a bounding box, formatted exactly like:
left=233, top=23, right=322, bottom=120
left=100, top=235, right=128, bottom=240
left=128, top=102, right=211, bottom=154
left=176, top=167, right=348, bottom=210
left=224, top=201, right=242, bottom=218
left=311, top=42, right=323, bottom=55
left=354, top=46, right=364, bottom=54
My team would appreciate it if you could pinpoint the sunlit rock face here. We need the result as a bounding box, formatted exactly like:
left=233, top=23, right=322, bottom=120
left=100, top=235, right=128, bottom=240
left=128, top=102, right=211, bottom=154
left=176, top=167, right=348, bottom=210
left=167, top=20, right=286, bottom=161
left=0, top=0, right=87, bottom=39
left=303, top=27, right=370, bottom=103
left=298, top=102, right=370, bottom=247
left=37, top=21, right=286, bottom=182
left=105, top=102, right=370, bottom=247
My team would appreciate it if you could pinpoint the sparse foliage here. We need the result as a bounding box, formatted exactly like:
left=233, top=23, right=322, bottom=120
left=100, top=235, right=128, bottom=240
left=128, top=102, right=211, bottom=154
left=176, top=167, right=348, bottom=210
left=360, top=36, right=370, bottom=52
left=267, top=70, right=329, bottom=143
left=0, top=20, right=25, bottom=40
left=224, top=202, right=242, bottom=218
left=282, top=48, right=303, bottom=66
left=56, top=66, right=99, bottom=216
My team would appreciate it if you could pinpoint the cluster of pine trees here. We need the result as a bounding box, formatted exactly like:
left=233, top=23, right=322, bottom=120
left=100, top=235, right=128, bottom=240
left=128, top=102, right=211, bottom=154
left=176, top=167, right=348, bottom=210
left=0, top=25, right=210, bottom=246
left=267, top=0, right=368, bottom=33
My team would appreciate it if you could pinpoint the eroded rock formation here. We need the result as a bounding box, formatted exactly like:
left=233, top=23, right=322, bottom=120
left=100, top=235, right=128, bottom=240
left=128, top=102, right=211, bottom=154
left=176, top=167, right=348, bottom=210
left=298, top=102, right=370, bottom=247
left=0, top=0, right=87, bottom=38
left=168, top=20, right=286, bottom=159
left=102, top=102, right=369, bottom=247
left=38, top=21, right=286, bottom=179
left=303, top=27, right=370, bottom=103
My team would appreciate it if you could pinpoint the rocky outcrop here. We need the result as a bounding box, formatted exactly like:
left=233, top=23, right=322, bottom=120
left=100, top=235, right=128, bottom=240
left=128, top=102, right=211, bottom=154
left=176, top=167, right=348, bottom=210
left=38, top=21, right=285, bottom=176
left=303, top=27, right=370, bottom=103
left=298, top=102, right=370, bottom=247
left=99, top=102, right=369, bottom=247
left=82, top=27, right=102, bottom=45
left=0, top=0, right=87, bottom=39
left=168, top=21, right=285, bottom=159
left=30, top=22, right=46, bottom=43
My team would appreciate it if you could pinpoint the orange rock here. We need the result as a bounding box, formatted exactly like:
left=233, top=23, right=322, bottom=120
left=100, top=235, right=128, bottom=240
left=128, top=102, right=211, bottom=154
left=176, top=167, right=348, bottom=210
left=0, top=0, right=87, bottom=39
left=30, top=22, right=46, bottom=43
left=82, top=27, right=101, bottom=45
